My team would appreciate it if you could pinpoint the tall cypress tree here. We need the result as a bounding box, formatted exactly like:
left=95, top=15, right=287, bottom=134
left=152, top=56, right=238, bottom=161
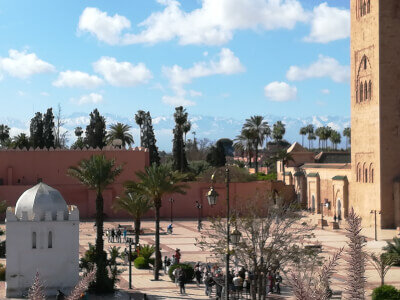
left=85, top=109, right=106, bottom=149
left=43, top=108, right=55, bottom=148
left=143, top=112, right=160, bottom=166
left=30, top=112, right=44, bottom=149
left=135, top=110, right=146, bottom=147
left=172, top=106, right=189, bottom=172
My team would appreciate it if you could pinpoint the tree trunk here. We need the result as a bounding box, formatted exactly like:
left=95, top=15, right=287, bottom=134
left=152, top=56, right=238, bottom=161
left=134, top=218, right=141, bottom=246
left=95, top=192, right=108, bottom=293
left=301, top=135, right=304, bottom=147
left=154, top=202, right=161, bottom=280
left=255, top=145, right=259, bottom=173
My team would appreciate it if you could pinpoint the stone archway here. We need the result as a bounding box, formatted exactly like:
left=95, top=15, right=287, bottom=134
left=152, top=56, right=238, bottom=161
left=337, top=199, right=342, bottom=219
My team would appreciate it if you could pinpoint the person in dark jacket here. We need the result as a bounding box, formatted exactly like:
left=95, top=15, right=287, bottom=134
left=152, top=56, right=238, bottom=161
left=178, top=272, right=186, bottom=294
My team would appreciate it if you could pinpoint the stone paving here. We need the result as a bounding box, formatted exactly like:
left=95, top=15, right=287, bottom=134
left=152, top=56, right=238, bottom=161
left=1, top=214, right=400, bottom=299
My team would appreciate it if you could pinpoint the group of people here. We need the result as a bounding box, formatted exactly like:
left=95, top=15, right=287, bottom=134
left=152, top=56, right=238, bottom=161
left=163, top=248, right=182, bottom=273
left=193, top=263, right=283, bottom=299
left=105, top=228, right=127, bottom=243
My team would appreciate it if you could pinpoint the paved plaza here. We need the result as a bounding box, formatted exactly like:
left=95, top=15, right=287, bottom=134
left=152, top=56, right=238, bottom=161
left=1, top=215, right=400, bottom=299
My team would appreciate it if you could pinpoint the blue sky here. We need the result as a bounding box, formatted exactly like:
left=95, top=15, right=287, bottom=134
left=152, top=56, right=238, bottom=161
left=0, top=0, right=351, bottom=147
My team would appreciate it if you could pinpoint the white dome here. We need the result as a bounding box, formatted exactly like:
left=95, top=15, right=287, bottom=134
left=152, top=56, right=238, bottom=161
left=15, top=182, right=68, bottom=221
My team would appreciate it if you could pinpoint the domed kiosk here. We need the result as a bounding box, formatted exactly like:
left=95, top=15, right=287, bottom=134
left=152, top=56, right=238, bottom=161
left=6, top=182, right=79, bottom=297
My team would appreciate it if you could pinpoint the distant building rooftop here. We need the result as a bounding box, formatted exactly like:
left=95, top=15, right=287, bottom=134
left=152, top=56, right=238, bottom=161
left=314, top=152, right=351, bottom=164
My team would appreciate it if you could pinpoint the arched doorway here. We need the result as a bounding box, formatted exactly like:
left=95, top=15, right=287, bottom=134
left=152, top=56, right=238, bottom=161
left=337, top=199, right=342, bottom=220
left=311, top=195, right=315, bottom=212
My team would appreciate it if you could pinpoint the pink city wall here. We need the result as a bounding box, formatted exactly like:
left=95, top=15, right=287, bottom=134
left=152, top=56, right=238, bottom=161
left=0, top=149, right=295, bottom=219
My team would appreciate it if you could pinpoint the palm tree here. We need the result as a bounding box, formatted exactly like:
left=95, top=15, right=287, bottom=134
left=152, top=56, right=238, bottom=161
left=237, top=128, right=257, bottom=168
left=299, top=127, right=307, bottom=147
left=383, top=237, right=400, bottom=266
left=13, top=133, right=30, bottom=149
left=243, top=116, right=270, bottom=173
left=315, top=127, right=323, bottom=149
left=329, top=131, right=341, bottom=150
left=369, top=252, right=398, bottom=286
left=306, top=124, right=314, bottom=149
left=182, top=121, right=191, bottom=142
left=274, top=150, right=294, bottom=183
left=107, top=123, right=134, bottom=147
left=0, top=124, right=10, bottom=147
left=68, top=155, right=123, bottom=293
left=135, top=110, right=146, bottom=146
left=113, top=191, right=153, bottom=245
left=343, top=127, right=351, bottom=150
left=308, top=133, right=316, bottom=150
left=125, top=164, right=189, bottom=280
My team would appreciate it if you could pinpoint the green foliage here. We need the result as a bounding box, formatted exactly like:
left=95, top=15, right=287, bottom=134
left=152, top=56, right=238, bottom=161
left=256, top=172, right=277, bottom=181
left=71, top=137, right=86, bottom=150
left=134, top=256, right=149, bottom=269
left=85, top=109, right=106, bottom=149
left=135, top=110, right=160, bottom=166
left=383, top=237, right=400, bottom=266
left=172, top=106, right=189, bottom=172
left=79, top=244, right=123, bottom=292
left=138, top=244, right=155, bottom=261
left=12, top=133, right=31, bottom=149
left=107, top=123, right=134, bottom=147
left=206, top=140, right=226, bottom=167
left=232, top=160, right=245, bottom=168
left=199, top=166, right=257, bottom=183
left=372, top=285, right=400, bottom=300
left=272, top=121, right=286, bottom=143
left=43, top=108, right=55, bottom=148
left=168, top=263, right=194, bottom=283
left=0, top=124, right=10, bottom=147
left=188, top=160, right=211, bottom=177
left=30, top=112, right=44, bottom=149
left=0, top=264, right=5, bottom=281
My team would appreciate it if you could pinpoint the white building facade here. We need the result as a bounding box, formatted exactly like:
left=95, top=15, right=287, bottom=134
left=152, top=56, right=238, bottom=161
left=6, top=182, right=79, bottom=297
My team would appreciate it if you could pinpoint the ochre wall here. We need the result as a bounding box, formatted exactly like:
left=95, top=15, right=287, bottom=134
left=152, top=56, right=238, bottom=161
left=0, top=149, right=294, bottom=219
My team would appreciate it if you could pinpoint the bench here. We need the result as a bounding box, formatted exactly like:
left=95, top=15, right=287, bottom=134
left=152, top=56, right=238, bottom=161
left=305, top=244, right=323, bottom=252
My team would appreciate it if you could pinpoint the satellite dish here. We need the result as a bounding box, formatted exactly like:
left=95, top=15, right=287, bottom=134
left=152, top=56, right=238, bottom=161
left=112, top=139, right=123, bottom=147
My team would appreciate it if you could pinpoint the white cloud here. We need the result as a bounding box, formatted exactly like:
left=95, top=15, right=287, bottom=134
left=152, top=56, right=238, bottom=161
left=162, top=48, right=244, bottom=106
left=78, top=1, right=308, bottom=46
left=71, top=93, right=104, bottom=105
left=162, top=95, right=196, bottom=107
left=0, top=49, right=55, bottom=79
left=163, top=48, right=244, bottom=89
left=53, top=70, right=104, bottom=89
left=93, top=57, right=152, bottom=87
left=321, top=89, right=330, bottom=94
left=189, top=90, right=202, bottom=97
left=264, top=81, right=297, bottom=102
left=304, top=3, right=350, bottom=43
left=78, top=7, right=131, bottom=45
left=286, top=55, right=350, bottom=83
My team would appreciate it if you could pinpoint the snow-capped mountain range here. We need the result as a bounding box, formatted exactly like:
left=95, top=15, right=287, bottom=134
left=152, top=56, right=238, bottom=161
left=1, top=113, right=350, bottom=151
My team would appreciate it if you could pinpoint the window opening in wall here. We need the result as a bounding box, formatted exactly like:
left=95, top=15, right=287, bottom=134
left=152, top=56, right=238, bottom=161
left=367, top=0, right=370, bottom=13
left=364, top=168, right=368, bottom=183
left=360, top=82, right=363, bottom=102
left=32, top=232, right=36, bottom=249
left=364, top=57, right=367, bottom=69
left=363, top=0, right=366, bottom=16
left=364, top=81, right=368, bottom=100
left=368, top=81, right=372, bottom=100
left=48, top=231, right=52, bottom=248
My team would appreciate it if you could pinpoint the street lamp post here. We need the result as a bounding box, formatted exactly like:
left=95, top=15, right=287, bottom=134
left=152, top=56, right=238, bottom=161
left=206, top=167, right=241, bottom=300
left=370, top=210, right=381, bottom=241
left=128, top=239, right=134, bottom=289
left=196, top=201, right=202, bottom=232
left=169, top=198, right=174, bottom=223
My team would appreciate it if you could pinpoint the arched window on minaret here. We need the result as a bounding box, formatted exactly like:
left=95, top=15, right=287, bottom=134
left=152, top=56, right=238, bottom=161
left=364, top=57, right=367, bottom=69
left=32, top=232, right=37, bottom=249
left=364, top=163, right=368, bottom=183
left=367, top=0, right=371, bottom=14
left=357, top=163, right=361, bottom=182
left=369, top=164, right=374, bottom=183
left=356, top=89, right=359, bottom=103
left=368, top=81, right=372, bottom=100
left=364, top=81, right=368, bottom=101
left=48, top=231, right=53, bottom=249
left=360, top=82, right=364, bottom=102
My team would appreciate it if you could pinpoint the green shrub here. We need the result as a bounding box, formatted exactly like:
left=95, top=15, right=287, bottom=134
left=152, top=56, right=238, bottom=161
left=138, top=244, right=155, bottom=261
left=134, top=257, right=149, bottom=269
left=256, top=172, right=277, bottom=181
left=0, top=264, right=5, bottom=281
left=372, top=285, right=400, bottom=300
left=168, top=263, right=194, bottom=283
left=0, top=229, right=5, bottom=236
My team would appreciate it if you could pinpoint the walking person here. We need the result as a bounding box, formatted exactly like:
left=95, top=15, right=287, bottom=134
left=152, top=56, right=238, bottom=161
left=111, top=229, right=115, bottom=243
left=275, top=272, right=282, bottom=295
left=175, top=248, right=181, bottom=264
left=123, top=228, right=127, bottom=242
left=117, top=229, right=122, bottom=243
left=195, top=266, right=202, bottom=287
left=178, top=271, right=186, bottom=294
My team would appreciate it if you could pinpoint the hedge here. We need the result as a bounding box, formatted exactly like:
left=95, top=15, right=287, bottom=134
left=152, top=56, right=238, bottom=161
left=168, top=263, right=194, bottom=283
